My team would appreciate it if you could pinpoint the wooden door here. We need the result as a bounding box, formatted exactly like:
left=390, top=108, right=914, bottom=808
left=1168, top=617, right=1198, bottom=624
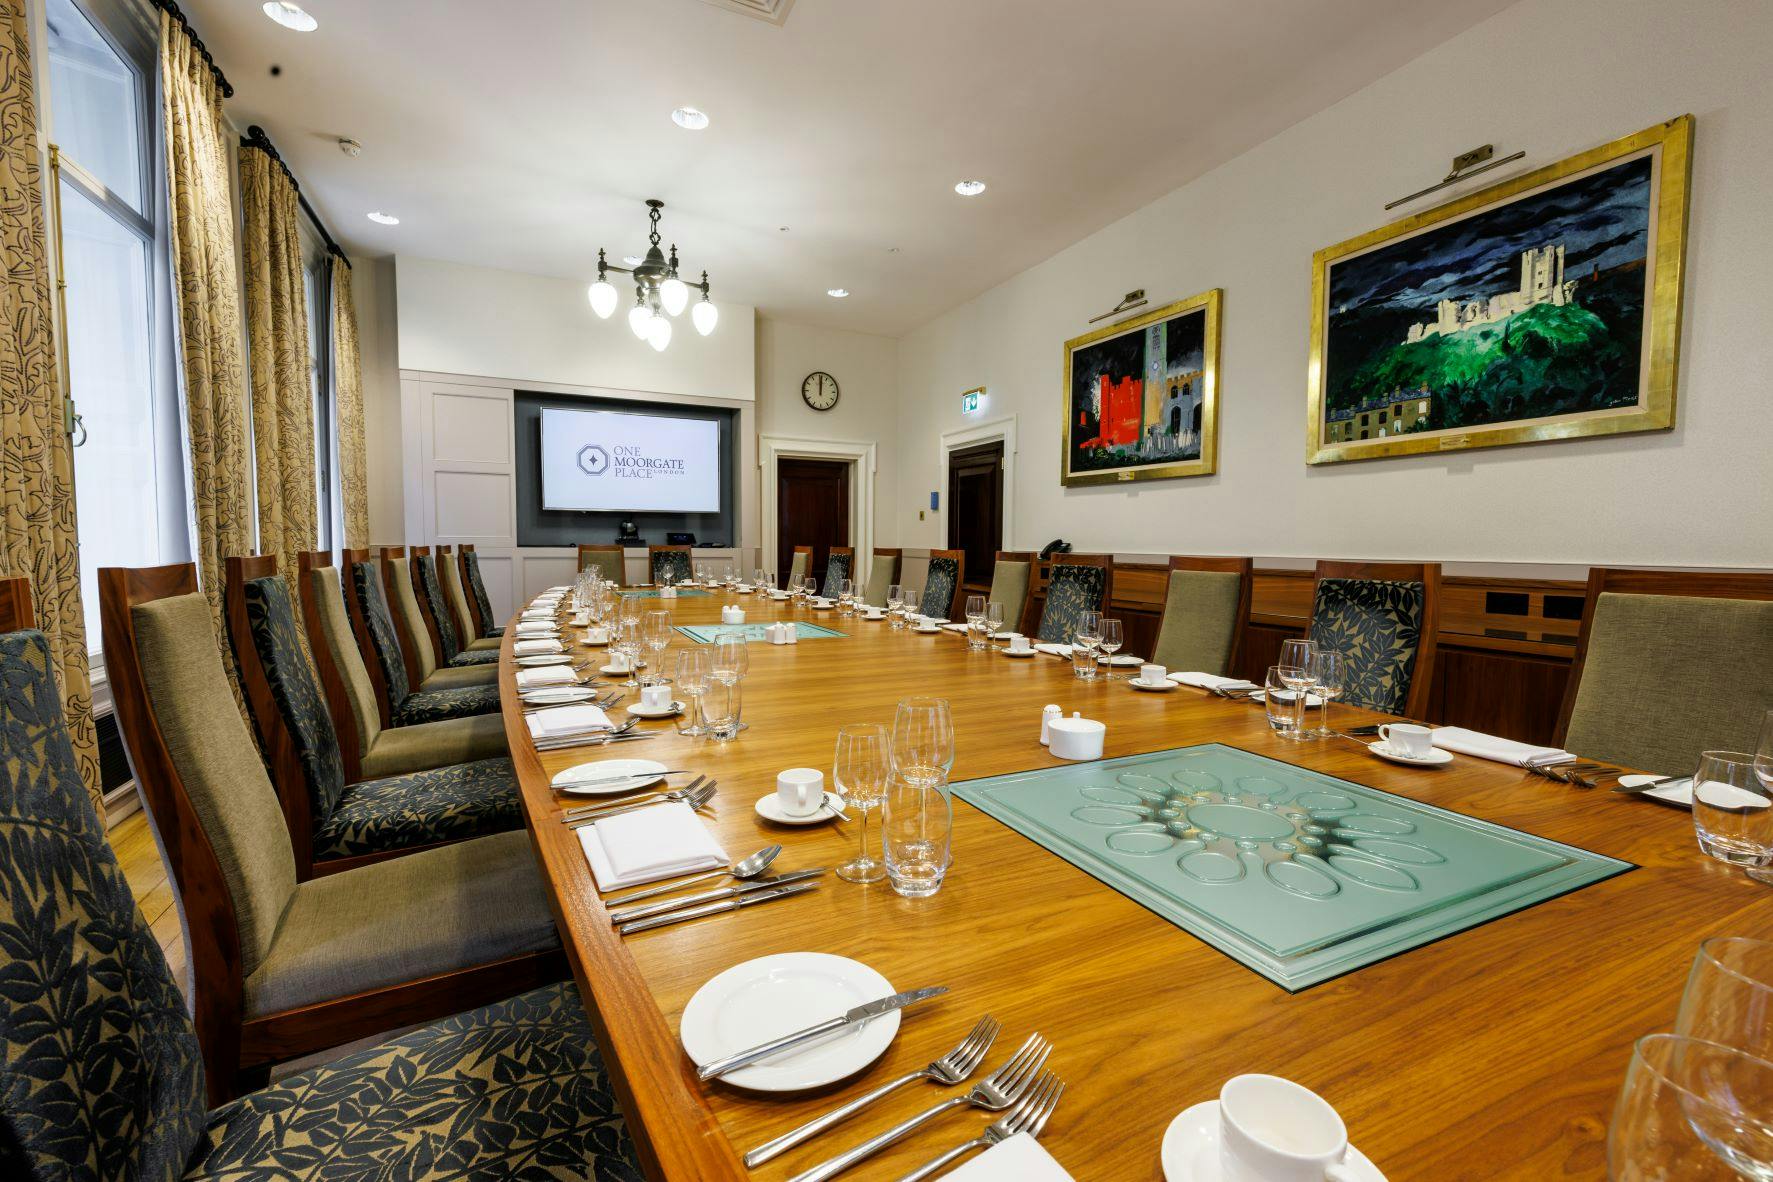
left=776, top=459, right=850, bottom=579
left=947, top=441, right=1004, bottom=592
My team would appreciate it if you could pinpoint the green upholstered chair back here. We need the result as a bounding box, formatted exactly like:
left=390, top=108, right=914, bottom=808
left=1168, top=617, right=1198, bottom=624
left=579, top=547, right=625, bottom=584
left=437, top=550, right=480, bottom=645
left=242, top=576, right=348, bottom=830
left=463, top=550, right=497, bottom=638
left=1034, top=562, right=1108, bottom=643
left=131, top=594, right=298, bottom=979
left=384, top=560, right=440, bottom=682
left=1152, top=569, right=1244, bottom=674
left=413, top=554, right=461, bottom=664
left=921, top=556, right=960, bottom=620
left=1310, top=577, right=1426, bottom=714
left=864, top=554, right=900, bottom=607
left=788, top=550, right=810, bottom=586
left=822, top=551, right=853, bottom=598
left=650, top=549, right=692, bottom=584
left=0, top=629, right=208, bottom=1179
left=351, top=562, right=412, bottom=708
left=1564, top=592, right=1773, bottom=774
left=988, top=559, right=1031, bottom=632
left=308, top=565, right=384, bottom=755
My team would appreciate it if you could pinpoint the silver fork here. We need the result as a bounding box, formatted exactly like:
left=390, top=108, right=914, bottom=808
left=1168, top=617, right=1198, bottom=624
left=788, top=1033, right=1051, bottom=1182
left=895, top=1070, right=1064, bottom=1182
left=742, top=1015, right=999, bottom=1169
left=560, top=774, right=705, bottom=818
left=564, top=781, right=717, bottom=828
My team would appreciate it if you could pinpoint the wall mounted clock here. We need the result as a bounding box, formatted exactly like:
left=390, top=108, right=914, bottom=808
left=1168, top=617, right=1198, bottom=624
left=802, top=371, right=839, bottom=411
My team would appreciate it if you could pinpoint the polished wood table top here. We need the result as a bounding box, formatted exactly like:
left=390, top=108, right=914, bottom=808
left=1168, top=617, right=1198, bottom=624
left=498, top=591, right=1772, bottom=1181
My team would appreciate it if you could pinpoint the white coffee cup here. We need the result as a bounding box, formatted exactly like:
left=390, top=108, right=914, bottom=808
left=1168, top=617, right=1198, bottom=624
left=1219, top=1074, right=1360, bottom=1182
left=776, top=768, right=824, bottom=818
left=584, top=627, right=610, bottom=646
left=1140, top=663, right=1168, bottom=685
left=1377, top=723, right=1434, bottom=758
left=607, top=652, right=632, bottom=672
left=640, top=684, right=673, bottom=711
left=1008, top=634, right=1033, bottom=653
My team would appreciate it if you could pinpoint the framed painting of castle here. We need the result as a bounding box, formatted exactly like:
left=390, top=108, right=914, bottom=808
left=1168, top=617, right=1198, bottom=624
left=1306, top=116, right=1692, bottom=465
left=1061, top=289, right=1221, bottom=487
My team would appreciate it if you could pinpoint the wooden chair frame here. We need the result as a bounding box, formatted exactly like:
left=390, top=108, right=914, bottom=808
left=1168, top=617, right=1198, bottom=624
left=338, top=546, right=396, bottom=729
left=458, top=543, right=495, bottom=639
left=646, top=543, right=694, bottom=584
left=433, top=543, right=477, bottom=649
left=296, top=550, right=370, bottom=783
left=923, top=548, right=967, bottom=622
left=1311, top=559, right=1443, bottom=722
left=378, top=546, right=430, bottom=690
left=1156, top=555, right=1255, bottom=676
left=1554, top=567, right=1773, bottom=746
left=0, top=576, right=34, bottom=631
left=1021, top=552, right=1116, bottom=638
left=100, top=562, right=563, bottom=1106
left=577, top=543, right=627, bottom=585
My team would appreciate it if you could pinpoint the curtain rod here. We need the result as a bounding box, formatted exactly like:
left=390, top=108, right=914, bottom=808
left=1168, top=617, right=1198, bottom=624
left=240, top=125, right=352, bottom=269
left=149, top=0, right=233, bottom=97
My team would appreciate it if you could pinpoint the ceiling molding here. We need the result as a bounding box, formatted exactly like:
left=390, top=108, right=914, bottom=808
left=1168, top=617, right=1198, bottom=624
left=692, top=0, right=794, bottom=25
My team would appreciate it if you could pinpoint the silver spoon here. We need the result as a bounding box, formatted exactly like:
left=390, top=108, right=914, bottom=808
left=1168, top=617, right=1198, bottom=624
left=601, top=844, right=783, bottom=908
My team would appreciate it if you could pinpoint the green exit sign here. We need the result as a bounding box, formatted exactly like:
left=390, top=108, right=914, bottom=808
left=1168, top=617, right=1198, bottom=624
left=960, top=388, right=984, bottom=414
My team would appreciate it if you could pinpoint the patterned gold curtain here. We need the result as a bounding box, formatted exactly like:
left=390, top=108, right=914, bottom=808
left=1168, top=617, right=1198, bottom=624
left=239, top=146, right=315, bottom=575
left=0, top=0, right=100, bottom=802
left=332, top=255, right=368, bottom=548
left=160, top=11, right=251, bottom=666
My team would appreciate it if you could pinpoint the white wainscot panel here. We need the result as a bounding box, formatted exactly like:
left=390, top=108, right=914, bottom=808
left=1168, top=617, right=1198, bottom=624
left=520, top=553, right=579, bottom=602
left=431, top=392, right=512, bottom=465
left=476, top=552, right=516, bottom=623
left=435, top=471, right=512, bottom=538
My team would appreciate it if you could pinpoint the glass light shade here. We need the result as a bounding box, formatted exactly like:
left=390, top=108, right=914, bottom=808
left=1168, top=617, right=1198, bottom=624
left=628, top=304, right=652, bottom=339
left=692, top=298, right=718, bottom=336
left=588, top=279, right=618, bottom=318
left=647, top=314, right=672, bottom=351
left=660, top=276, right=689, bottom=317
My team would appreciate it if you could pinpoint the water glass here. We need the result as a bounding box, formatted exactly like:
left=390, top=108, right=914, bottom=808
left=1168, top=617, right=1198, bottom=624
left=1304, top=649, right=1345, bottom=738
left=834, top=724, right=891, bottom=884
left=892, top=696, right=954, bottom=787
left=1678, top=937, right=1773, bottom=1062
left=964, top=595, right=987, bottom=650
left=883, top=771, right=953, bottom=899
left=839, top=578, right=856, bottom=615
left=1755, top=709, right=1773, bottom=793
left=1608, top=1033, right=1773, bottom=1179
left=1071, top=644, right=1098, bottom=680
left=1692, top=751, right=1773, bottom=882
left=673, top=649, right=709, bottom=736
left=702, top=678, right=743, bottom=741
left=1265, top=665, right=1306, bottom=738
left=1097, top=618, right=1124, bottom=678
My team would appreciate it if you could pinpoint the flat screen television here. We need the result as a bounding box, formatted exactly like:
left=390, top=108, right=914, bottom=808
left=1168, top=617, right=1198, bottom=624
left=538, top=406, right=722, bottom=514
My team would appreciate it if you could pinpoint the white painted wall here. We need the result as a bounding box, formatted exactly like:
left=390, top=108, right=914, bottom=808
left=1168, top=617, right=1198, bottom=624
left=352, top=257, right=406, bottom=543
left=393, top=256, right=756, bottom=401
left=894, top=0, right=1773, bottom=569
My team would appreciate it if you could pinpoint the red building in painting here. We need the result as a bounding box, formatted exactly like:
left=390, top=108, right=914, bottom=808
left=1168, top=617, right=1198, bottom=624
left=1081, top=374, right=1144, bottom=448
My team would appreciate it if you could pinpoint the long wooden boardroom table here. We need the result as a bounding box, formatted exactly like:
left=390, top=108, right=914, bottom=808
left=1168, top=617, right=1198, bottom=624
left=498, top=590, right=1773, bottom=1181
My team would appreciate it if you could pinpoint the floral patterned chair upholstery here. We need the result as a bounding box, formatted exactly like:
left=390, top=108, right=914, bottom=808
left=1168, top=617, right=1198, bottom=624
left=920, top=555, right=961, bottom=620
left=1309, top=577, right=1428, bottom=714
left=413, top=552, right=499, bottom=667
left=822, top=550, right=854, bottom=598
left=350, top=562, right=499, bottom=725
left=650, top=547, right=694, bottom=584
left=0, top=629, right=642, bottom=1181
left=242, top=575, right=520, bottom=862
left=1032, top=560, right=1110, bottom=643
left=462, top=548, right=502, bottom=638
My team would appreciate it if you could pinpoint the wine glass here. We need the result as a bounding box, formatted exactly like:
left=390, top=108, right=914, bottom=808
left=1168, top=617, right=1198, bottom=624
left=673, top=649, right=709, bottom=736
left=1277, top=638, right=1316, bottom=728
left=1280, top=637, right=1314, bottom=673
left=893, top=697, right=954, bottom=788
left=1098, top=618, right=1124, bottom=678
left=964, top=595, right=986, bottom=651
left=614, top=617, right=644, bottom=689
left=1305, top=649, right=1345, bottom=738
left=1678, top=937, right=1773, bottom=1062
left=804, top=575, right=819, bottom=602
left=753, top=567, right=766, bottom=591
left=834, top=723, right=891, bottom=884
left=1692, top=751, right=1773, bottom=883
left=1075, top=610, right=1102, bottom=663
left=1608, top=1033, right=1773, bottom=1179
left=902, top=586, right=922, bottom=625
left=886, top=584, right=904, bottom=629
left=984, top=601, right=1004, bottom=646
left=641, top=610, right=672, bottom=687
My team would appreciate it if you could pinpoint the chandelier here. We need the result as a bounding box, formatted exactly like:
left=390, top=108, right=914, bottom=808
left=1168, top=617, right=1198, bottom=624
left=586, top=199, right=717, bottom=351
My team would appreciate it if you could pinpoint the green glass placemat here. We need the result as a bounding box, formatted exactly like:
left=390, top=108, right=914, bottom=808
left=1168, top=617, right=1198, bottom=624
left=952, top=743, right=1631, bottom=991
left=620, top=588, right=712, bottom=599
left=675, top=621, right=847, bottom=644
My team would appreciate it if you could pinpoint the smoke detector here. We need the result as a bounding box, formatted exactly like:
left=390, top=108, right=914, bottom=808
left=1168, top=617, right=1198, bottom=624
left=338, top=137, right=362, bottom=158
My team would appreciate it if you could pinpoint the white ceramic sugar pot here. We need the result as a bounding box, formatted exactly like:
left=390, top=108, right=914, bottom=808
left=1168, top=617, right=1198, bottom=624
left=1048, top=712, right=1105, bottom=761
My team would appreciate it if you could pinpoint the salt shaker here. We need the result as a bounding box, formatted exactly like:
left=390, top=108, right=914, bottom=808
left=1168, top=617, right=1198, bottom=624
left=1040, top=703, right=1062, bottom=746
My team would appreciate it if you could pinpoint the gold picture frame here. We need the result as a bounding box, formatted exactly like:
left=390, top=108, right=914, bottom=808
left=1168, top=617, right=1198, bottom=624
left=1061, top=289, right=1221, bottom=487
left=1306, top=115, right=1692, bottom=465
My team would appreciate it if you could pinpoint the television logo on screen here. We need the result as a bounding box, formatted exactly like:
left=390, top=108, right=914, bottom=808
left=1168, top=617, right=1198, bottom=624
left=576, top=444, right=610, bottom=475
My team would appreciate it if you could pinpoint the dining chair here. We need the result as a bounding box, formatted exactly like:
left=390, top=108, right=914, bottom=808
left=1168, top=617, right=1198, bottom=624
left=1025, top=553, right=1115, bottom=642
left=224, top=555, right=521, bottom=880
left=1308, top=560, right=1441, bottom=719
left=648, top=544, right=694, bottom=584
left=578, top=542, right=627, bottom=585
left=0, top=576, right=33, bottom=631
left=345, top=553, right=500, bottom=726
left=1151, top=555, right=1254, bottom=675
left=988, top=551, right=1036, bottom=635
left=864, top=547, right=902, bottom=606
left=920, top=549, right=967, bottom=621
left=1555, top=568, right=1773, bottom=773
left=97, top=563, right=566, bottom=1103
left=410, top=546, right=501, bottom=667
left=436, top=542, right=501, bottom=653
left=458, top=543, right=504, bottom=640
left=787, top=544, right=813, bottom=588
left=296, top=552, right=508, bottom=781
left=822, top=545, right=856, bottom=598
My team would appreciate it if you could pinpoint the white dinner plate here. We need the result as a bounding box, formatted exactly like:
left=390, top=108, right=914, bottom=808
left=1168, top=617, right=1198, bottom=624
left=1244, top=689, right=1325, bottom=708
left=1367, top=741, right=1453, bottom=767
left=550, top=758, right=668, bottom=795
left=1103, top=654, right=1144, bottom=667
left=754, top=793, right=844, bottom=826
left=1618, top=774, right=1695, bottom=808
left=680, top=953, right=901, bottom=1092
left=626, top=699, right=685, bottom=719
left=515, top=654, right=570, bottom=666
left=1160, top=1100, right=1385, bottom=1182
left=912, top=625, right=941, bottom=634
left=519, top=685, right=597, bottom=705
left=1129, top=677, right=1177, bottom=692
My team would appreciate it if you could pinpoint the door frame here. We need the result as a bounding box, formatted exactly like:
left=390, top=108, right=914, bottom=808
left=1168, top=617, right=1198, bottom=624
left=760, top=435, right=876, bottom=585
left=939, top=416, right=1016, bottom=550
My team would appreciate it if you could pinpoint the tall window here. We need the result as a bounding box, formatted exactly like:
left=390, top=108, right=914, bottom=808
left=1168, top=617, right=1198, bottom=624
left=302, top=242, right=338, bottom=551
left=44, top=0, right=186, bottom=656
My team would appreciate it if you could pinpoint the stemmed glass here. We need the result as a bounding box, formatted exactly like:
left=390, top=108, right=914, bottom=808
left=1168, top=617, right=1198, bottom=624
left=1097, top=618, right=1124, bottom=678
left=1608, top=1033, right=1773, bottom=1179
left=711, top=630, right=749, bottom=733
left=1304, top=649, right=1345, bottom=738
left=1755, top=708, right=1773, bottom=795
left=892, top=697, right=954, bottom=788
left=984, top=601, right=1005, bottom=646
left=902, top=586, right=922, bottom=626
left=1276, top=638, right=1316, bottom=731
left=1075, top=610, right=1103, bottom=671
left=833, top=724, right=891, bottom=884
left=964, top=595, right=987, bottom=651
left=641, top=610, right=672, bottom=687
left=804, top=576, right=819, bottom=602
left=886, top=584, right=904, bottom=629
left=753, top=567, right=766, bottom=591
left=613, top=617, right=644, bottom=689
left=673, top=649, right=709, bottom=736
left=838, top=578, right=856, bottom=616
left=1677, top=937, right=1773, bottom=1061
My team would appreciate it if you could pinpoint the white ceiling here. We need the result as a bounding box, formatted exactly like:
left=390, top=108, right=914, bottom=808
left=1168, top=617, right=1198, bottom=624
left=182, top=0, right=1515, bottom=336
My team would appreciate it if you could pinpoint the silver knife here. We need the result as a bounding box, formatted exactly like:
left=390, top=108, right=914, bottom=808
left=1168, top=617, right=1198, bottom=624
left=1611, top=775, right=1689, bottom=795
left=619, top=880, right=820, bottom=938
left=694, top=984, right=948, bottom=1082
left=609, top=869, right=827, bottom=924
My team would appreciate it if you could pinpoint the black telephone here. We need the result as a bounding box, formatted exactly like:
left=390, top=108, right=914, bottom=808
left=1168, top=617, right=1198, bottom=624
left=1038, top=539, right=1072, bottom=560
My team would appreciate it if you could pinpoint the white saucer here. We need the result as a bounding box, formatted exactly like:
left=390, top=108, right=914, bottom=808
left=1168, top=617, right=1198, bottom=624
left=680, top=953, right=900, bottom=1092
left=1129, top=677, right=1177, bottom=692
left=626, top=699, right=685, bottom=719
left=1367, top=741, right=1453, bottom=767
left=1161, top=1101, right=1384, bottom=1181
left=519, top=686, right=597, bottom=705
left=579, top=632, right=610, bottom=647
left=912, top=625, right=941, bottom=634
left=550, top=758, right=669, bottom=795
left=860, top=612, right=887, bottom=621
left=754, top=793, right=843, bottom=826
left=1003, top=647, right=1037, bottom=658
left=770, top=592, right=792, bottom=600
left=515, top=654, right=570, bottom=666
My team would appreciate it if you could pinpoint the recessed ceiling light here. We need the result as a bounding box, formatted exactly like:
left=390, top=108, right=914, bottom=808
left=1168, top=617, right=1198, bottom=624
left=366, top=211, right=399, bottom=225
left=622, top=255, right=645, bottom=266
left=262, top=2, right=318, bottom=31
left=827, top=288, right=849, bottom=298
left=671, top=106, right=710, bottom=130
left=954, top=180, right=987, bottom=197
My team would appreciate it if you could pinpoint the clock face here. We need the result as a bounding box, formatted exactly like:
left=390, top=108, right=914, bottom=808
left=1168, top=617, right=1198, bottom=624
left=802, top=371, right=839, bottom=411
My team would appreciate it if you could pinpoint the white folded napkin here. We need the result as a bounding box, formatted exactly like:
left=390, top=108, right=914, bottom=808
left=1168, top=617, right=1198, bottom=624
left=1168, top=671, right=1260, bottom=692
left=578, top=802, right=729, bottom=890
left=1430, top=727, right=1574, bottom=767
left=515, top=666, right=577, bottom=689
left=513, top=638, right=564, bottom=655
left=945, top=1133, right=1073, bottom=1181
left=526, top=704, right=611, bottom=740
left=1034, top=642, right=1073, bottom=658
left=514, top=624, right=559, bottom=638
